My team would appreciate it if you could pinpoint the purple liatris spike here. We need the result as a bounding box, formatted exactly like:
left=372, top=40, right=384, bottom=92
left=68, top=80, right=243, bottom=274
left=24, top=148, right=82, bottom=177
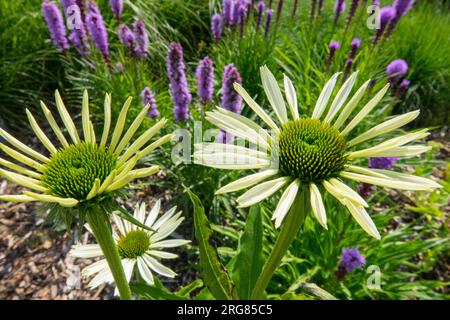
left=396, top=79, right=410, bottom=98
left=221, top=64, right=242, bottom=114
left=346, top=0, right=360, bottom=27
left=343, top=58, right=354, bottom=81
left=196, top=56, right=215, bottom=105
left=326, top=40, right=340, bottom=71
left=349, top=37, right=360, bottom=59
left=333, top=0, right=346, bottom=24
left=264, top=9, right=273, bottom=38
left=239, top=5, right=246, bottom=37
left=167, top=42, right=191, bottom=122
left=141, top=87, right=159, bottom=118
left=86, top=1, right=110, bottom=63
left=393, top=0, right=415, bottom=18
left=61, top=0, right=90, bottom=56
left=223, top=0, right=233, bottom=25
left=42, top=0, right=69, bottom=53
left=109, top=0, right=123, bottom=21
left=132, top=19, right=149, bottom=59
left=357, top=183, right=374, bottom=199
left=76, top=0, right=86, bottom=21
left=256, top=0, right=265, bottom=31
left=118, top=24, right=135, bottom=51
left=211, top=13, right=222, bottom=41
left=232, top=0, right=243, bottom=25
left=373, top=6, right=396, bottom=46
left=369, top=157, right=398, bottom=169
left=276, top=0, right=284, bottom=23
left=337, top=248, right=365, bottom=279
left=372, top=0, right=380, bottom=6
left=386, top=59, right=408, bottom=84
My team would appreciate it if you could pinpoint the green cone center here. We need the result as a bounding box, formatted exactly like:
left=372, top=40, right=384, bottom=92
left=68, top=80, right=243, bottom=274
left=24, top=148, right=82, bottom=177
left=117, top=230, right=150, bottom=259
left=41, top=142, right=117, bottom=200
left=278, top=118, right=347, bottom=183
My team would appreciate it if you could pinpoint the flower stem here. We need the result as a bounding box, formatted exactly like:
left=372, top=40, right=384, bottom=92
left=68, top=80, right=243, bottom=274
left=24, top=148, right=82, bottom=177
left=86, top=204, right=132, bottom=300
left=251, top=187, right=309, bottom=299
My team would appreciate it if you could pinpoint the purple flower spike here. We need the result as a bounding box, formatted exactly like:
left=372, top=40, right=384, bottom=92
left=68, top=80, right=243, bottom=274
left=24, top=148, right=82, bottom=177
left=232, top=0, right=243, bottom=25
left=61, top=0, right=90, bottom=56
left=386, top=59, right=408, bottom=84
left=196, top=56, right=215, bottom=105
left=132, top=19, right=149, bottom=59
left=239, top=4, right=246, bottom=37
left=86, top=1, right=110, bottom=64
left=357, top=183, right=374, bottom=198
left=223, top=0, right=234, bottom=25
left=393, top=0, right=415, bottom=18
left=167, top=42, right=191, bottom=122
left=264, top=9, right=273, bottom=38
left=326, top=40, right=340, bottom=71
left=343, top=58, right=354, bottom=81
left=276, top=0, right=284, bottom=23
left=141, top=87, right=159, bottom=118
left=42, top=0, right=69, bottom=53
left=109, top=0, right=123, bottom=21
left=211, top=13, right=223, bottom=42
left=373, top=6, right=396, bottom=46
left=346, top=0, right=360, bottom=28
left=256, top=0, right=265, bottom=31
left=337, top=248, right=365, bottom=279
left=396, top=79, right=410, bottom=98
left=218, top=64, right=242, bottom=144
left=369, top=157, right=398, bottom=169
left=333, top=0, right=346, bottom=24
left=372, top=0, right=380, bottom=6
left=118, top=24, right=135, bottom=51
left=349, top=38, right=361, bottom=59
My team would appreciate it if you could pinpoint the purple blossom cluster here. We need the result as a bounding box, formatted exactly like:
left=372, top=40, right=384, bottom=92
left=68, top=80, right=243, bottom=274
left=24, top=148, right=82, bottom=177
left=369, top=157, right=398, bottom=169
left=141, top=87, right=159, bottom=118
left=85, top=1, right=110, bottom=64
left=386, top=59, right=408, bottom=85
left=109, top=0, right=123, bottom=21
left=196, top=57, right=215, bottom=105
left=211, top=13, right=223, bottom=42
left=336, top=247, right=366, bottom=279
left=326, top=40, right=340, bottom=71
left=42, top=0, right=69, bottom=53
left=167, top=42, right=192, bottom=122
left=118, top=20, right=149, bottom=59
left=61, top=0, right=90, bottom=56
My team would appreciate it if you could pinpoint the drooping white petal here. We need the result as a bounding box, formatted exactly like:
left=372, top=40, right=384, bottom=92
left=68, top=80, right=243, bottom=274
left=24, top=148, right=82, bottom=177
left=233, top=83, right=279, bottom=132
left=25, top=109, right=57, bottom=154
left=81, top=259, right=108, bottom=277
left=215, top=169, right=278, bottom=194
left=150, top=239, right=191, bottom=249
left=23, top=191, right=78, bottom=207
left=112, top=212, right=127, bottom=236
left=364, top=168, right=442, bottom=189
left=340, top=83, right=390, bottom=136
left=283, top=74, right=299, bottom=120
left=345, top=201, right=381, bottom=239
left=273, top=179, right=300, bottom=228
left=144, top=199, right=161, bottom=228
left=260, top=65, right=288, bottom=124
left=152, top=216, right=185, bottom=242
left=329, top=178, right=368, bottom=207
left=152, top=207, right=178, bottom=231
left=312, top=72, right=341, bottom=119
left=333, top=80, right=370, bottom=130
left=55, top=90, right=80, bottom=144
left=309, top=183, right=328, bottom=229
left=109, top=96, right=133, bottom=150
left=69, top=244, right=103, bottom=258
left=347, top=110, right=420, bottom=146
left=147, top=250, right=178, bottom=259
left=122, top=258, right=136, bottom=283
left=143, top=254, right=176, bottom=278
left=358, top=145, right=431, bottom=157
left=137, top=257, right=154, bottom=285
left=236, top=177, right=290, bottom=208
left=345, top=165, right=390, bottom=179
left=100, top=93, right=111, bottom=148
left=324, top=72, right=358, bottom=123
left=40, top=101, right=69, bottom=148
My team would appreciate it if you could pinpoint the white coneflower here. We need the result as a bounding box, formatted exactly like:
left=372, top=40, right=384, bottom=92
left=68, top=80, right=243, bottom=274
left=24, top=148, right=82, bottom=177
left=70, top=200, right=190, bottom=293
left=194, top=66, right=440, bottom=239
left=0, top=90, right=172, bottom=299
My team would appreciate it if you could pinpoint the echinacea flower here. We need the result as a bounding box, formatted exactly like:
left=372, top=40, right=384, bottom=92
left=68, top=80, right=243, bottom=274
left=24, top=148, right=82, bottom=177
left=42, top=0, right=69, bottom=53
left=70, top=200, right=190, bottom=292
left=336, top=247, right=365, bottom=278
left=0, top=90, right=171, bottom=208
left=194, top=66, right=440, bottom=239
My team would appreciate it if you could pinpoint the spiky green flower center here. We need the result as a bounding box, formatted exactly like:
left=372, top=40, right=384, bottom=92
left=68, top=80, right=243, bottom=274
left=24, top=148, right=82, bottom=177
left=117, top=230, right=150, bottom=259
left=42, top=142, right=117, bottom=200
left=278, top=118, right=347, bottom=183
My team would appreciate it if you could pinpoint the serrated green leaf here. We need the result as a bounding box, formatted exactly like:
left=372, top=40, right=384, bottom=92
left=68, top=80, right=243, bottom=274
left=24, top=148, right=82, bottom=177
left=130, top=282, right=186, bottom=300
left=187, top=188, right=236, bottom=300
left=231, top=205, right=264, bottom=300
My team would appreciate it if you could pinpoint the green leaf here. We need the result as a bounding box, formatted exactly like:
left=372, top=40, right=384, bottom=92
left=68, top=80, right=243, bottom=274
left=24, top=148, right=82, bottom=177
left=177, top=279, right=204, bottom=298
left=187, top=188, right=236, bottom=300
left=231, top=205, right=264, bottom=300
left=130, top=282, right=186, bottom=300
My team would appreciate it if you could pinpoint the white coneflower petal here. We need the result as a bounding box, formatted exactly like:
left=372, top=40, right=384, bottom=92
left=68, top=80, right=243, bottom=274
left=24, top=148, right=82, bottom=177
left=237, top=177, right=290, bottom=207
left=55, top=90, right=80, bottom=144
left=98, top=169, right=117, bottom=194
left=233, top=83, right=279, bottom=132
left=283, top=75, right=300, bottom=120
left=324, top=72, right=357, bottom=123
left=0, top=143, right=44, bottom=171
left=329, top=178, right=368, bottom=207
left=23, top=191, right=78, bottom=207
left=143, top=255, right=176, bottom=278
left=152, top=217, right=185, bottom=242
left=0, top=128, right=49, bottom=163
left=82, top=89, right=91, bottom=143
left=348, top=129, right=429, bottom=159
left=194, top=152, right=271, bottom=170
left=147, top=250, right=178, bottom=259
left=366, top=168, right=442, bottom=188
left=345, top=165, right=390, bottom=179
left=82, top=259, right=109, bottom=277
left=130, top=166, right=160, bottom=179
left=122, top=259, right=136, bottom=283
left=0, top=169, right=47, bottom=192
left=348, top=110, right=420, bottom=146
left=260, top=65, right=288, bottom=124
left=309, top=183, right=328, bottom=229
left=345, top=201, right=380, bottom=239
left=216, top=169, right=279, bottom=194
left=109, top=96, right=133, bottom=150
left=340, top=171, right=439, bottom=191
left=333, top=80, right=370, bottom=129
left=312, top=72, right=341, bottom=119
left=151, top=239, right=191, bottom=248
left=340, top=83, right=390, bottom=136
left=113, top=212, right=127, bottom=235
left=25, top=109, right=57, bottom=154
left=70, top=244, right=103, bottom=258
left=152, top=207, right=178, bottom=230
left=273, top=179, right=300, bottom=228
left=86, top=178, right=101, bottom=200
left=88, top=266, right=115, bottom=289
left=0, top=157, right=42, bottom=179
left=137, top=257, right=154, bottom=284
left=40, top=101, right=69, bottom=148
left=105, top=173, right=134, bottom=192
left=195, top=143, right=268, bottom=159
left=0, top=194, right=36, bottom=203
left=100, top=93, right=112, bottom=148
left=361, top=145, right=431, bottom=157
left=137, top=134, right=174, bottom=161
left=144, top=200, right=161, bottom=228
left=114, top=104, right=151, bottom=155
left=136, top=202, right=146, bottom=224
